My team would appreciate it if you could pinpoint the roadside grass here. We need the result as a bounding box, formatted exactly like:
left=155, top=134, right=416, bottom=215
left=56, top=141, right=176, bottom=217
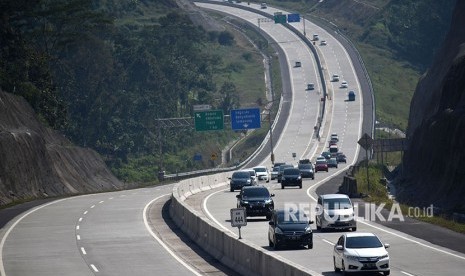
left=355, top=164, right=465, bottom=234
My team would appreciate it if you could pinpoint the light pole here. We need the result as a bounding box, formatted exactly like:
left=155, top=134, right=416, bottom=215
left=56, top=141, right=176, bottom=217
left=265, top=98, right=280, bottom=166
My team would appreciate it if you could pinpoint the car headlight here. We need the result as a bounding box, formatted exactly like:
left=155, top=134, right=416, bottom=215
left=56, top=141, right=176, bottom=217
left=305, top=226, right=312, bottom=233
left=297, top=176, right=302, bottom=180
left=246, top=179, right=251, bottom=184
left=241, top=201, right=249, bottom=205
left=379, top=254, right=389, bottom=260
left=344, top=254, right=359, bottom=261
left=274, top=227, right=283, bottom=234
left=264, top=199, right=273, bottom=204
left=281, top=177, right=286, bottom=181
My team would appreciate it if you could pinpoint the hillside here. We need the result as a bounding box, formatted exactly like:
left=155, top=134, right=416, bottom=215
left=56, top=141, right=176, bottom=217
left=396, top=0, right=465, bottom=212
left=0, top=90, right=123, bottom=205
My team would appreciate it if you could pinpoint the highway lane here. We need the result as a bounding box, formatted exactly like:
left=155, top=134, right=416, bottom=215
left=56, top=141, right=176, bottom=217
left=196, top=2, right=465, bottom=276
left=0, top=186, right=198, bottom=276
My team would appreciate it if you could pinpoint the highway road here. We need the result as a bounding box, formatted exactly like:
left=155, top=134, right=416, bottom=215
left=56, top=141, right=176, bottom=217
left=195, top=2, right=465, bottom=276
left=0, top=186, right=203, bottom=276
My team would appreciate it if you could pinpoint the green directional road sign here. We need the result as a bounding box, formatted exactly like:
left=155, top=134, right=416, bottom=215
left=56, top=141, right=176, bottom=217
left=274, top=14, right=287, bottom=24
left=194, top=110, right=224, bottom=131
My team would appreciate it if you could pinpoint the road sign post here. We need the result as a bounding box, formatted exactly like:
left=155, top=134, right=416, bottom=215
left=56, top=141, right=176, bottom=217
left=358, top=133, right=373, bottom=191
left=230, top=208, right=247, bottom=239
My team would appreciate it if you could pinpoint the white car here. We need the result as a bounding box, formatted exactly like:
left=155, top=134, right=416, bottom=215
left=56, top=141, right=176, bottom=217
left=253, top=166, right=270, bottom=182
left=244, top=168, right=258, bottom=185
left=320, top=40, right=327, bottom=46
left=340, top=81, right=348, bottom=88
left=332, top=74, right=339, bottom=82
left=333, top=233, right=390, bottom=275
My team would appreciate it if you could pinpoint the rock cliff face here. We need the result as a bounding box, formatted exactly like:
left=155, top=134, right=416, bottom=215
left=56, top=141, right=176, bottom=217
left=0, top=90, right=123, bottom=205
left=398, top=0, right=465, bottom=212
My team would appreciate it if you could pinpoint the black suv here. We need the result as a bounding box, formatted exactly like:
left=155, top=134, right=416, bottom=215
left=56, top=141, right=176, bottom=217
left=281, top=168, right=302, bottom=189
left=229, top=170, right=253, bottom=192
left=236, top=186, right=275, bottom=220
left=268, top=209, right=313, bottom=250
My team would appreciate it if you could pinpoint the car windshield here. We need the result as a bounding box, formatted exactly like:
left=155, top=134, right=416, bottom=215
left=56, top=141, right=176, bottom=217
left=233, top=172, right=250, bottom=178
left=279, top=165, right=293, bottom=172
left=242, top=188, right=269, bottom=198
left=324, top=198, right=352, bottom=210
left=284, top=168, right=300, bottom=175
left=277, top=211, right=308, bottom=224
left=299, top=164, right=312, bottom=169
left=346, top=236, right=383, bottom=249
left=272, top=167, right=279, bottom=172
left=254, top=167, right=266, bottom=173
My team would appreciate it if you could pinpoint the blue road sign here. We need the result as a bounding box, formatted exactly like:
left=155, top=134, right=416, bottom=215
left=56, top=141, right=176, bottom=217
left=287, top=13, right=300, bottom=23
left=231, top=108, right=261, bottom=130
left=193, top=154, right=202, bottom=161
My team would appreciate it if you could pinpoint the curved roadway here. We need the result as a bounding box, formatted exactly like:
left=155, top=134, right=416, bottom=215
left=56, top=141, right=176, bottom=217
left=195, top=2, right=465, bottom=276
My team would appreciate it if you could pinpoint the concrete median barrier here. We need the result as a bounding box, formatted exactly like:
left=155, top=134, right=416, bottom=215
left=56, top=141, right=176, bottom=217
left=169, top=173, right=319, bottom=276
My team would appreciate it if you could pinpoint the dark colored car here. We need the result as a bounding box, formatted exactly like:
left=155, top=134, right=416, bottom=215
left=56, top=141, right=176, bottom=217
left=328, top=157, right=338, bottom=168
left=315, top=160, right=328, bottom=172
left=298, top=163, right=315, bottom=180
left=336, top=152, right=347, bottom=163
left=277, top=164, right=294, bottom=183
left=229, top=170, right=253, bottom=192
left=348, top=90, right=356, bottom=101
left=236, top=186, right=275, bottom=220
left=268, top=209, right=314, bottom=250
left=321, top=151, right=332, bottom=160
left=281, top=168, right=302, bottom=189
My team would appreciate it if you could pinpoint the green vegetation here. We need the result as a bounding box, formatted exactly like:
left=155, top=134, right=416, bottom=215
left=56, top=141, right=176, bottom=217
left=0, top=0, right=276, bottom=183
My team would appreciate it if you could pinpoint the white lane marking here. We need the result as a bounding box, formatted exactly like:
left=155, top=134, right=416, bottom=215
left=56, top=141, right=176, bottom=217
left=90, top=205, right=95, bottom=209
left=109, top=197, right=114, bottom=200
left=203, top=189, right=236, bottom=235
left=0, top=198, right=70, bottom=276
left=80, top=247, right=87, bottom=255
left=90, top=264, right=99, bottom=272
left=143, top=194, right=202, bottom=276
left=99, top=201, right=104, bottom=204
left=77, top=235, right=81, bottom=241
left=79, top=217, right=83, bottom=222
left=84, top=211, right=88, bottom=215
left=401, top=271, right=415, bottom=276
left=322, top=239, right=335, bottom=246
left=357, top=219, right=465, bottom=261
left=76, top=225, right=80, bottom=230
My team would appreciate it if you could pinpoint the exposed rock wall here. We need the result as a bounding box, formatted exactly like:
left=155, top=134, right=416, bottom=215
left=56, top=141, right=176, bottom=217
left=0, top=90, right=123, bottom=205
left=398, top=0, right=465, bottom=212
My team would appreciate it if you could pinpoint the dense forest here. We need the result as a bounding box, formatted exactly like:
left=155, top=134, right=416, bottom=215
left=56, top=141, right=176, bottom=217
left=0, top=0, right=253, bottom=182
